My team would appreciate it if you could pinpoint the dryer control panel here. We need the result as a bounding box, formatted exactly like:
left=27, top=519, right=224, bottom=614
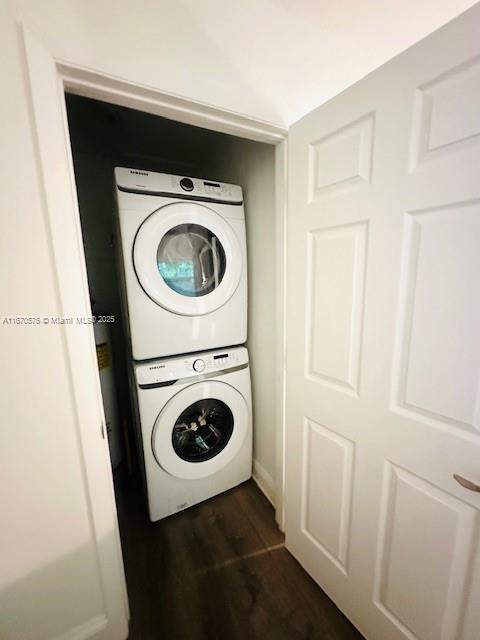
left=135, top=346, right=248, bottom=387
left=115, top=167, right=243, bottom=205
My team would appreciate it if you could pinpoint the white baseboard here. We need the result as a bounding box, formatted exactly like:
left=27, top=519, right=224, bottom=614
left=252, top=459, right=276, bottom=507
left=54, top=614, right=108, bottom=640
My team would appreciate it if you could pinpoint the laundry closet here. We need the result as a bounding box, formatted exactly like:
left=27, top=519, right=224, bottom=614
left=65, top=94, right=279, bottom=518
left=4, top=4, right=480, bottom=639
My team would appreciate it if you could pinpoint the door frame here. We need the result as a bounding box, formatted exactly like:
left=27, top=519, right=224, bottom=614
left=21, top=23, right=288, bottom=627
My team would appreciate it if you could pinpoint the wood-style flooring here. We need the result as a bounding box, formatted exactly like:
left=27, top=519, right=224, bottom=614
left=115, top=473, right=364, bottom=640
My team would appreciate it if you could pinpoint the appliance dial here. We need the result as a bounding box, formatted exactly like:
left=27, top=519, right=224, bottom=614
left=180, top=177, right=194, bottom=191
left=193, top=359, right=205, bottom=373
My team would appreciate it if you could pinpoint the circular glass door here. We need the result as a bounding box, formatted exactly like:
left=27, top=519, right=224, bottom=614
left=152, top=380, right=249, bottom=480
left=133, top=202, right=243, bottom=316
left=157, top=224, right=226, bottom=298
left=172, top=398, right=234, bottom=462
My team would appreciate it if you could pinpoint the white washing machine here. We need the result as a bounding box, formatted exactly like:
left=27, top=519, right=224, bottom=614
left=115, top=167, right=247, bottom=360
left=131, top=346, right=252, bottom=521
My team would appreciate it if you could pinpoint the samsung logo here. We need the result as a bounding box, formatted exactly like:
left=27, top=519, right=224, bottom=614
left=149, top=364, right=165, bottom=370
left=130, top=170, right=148, bottom=176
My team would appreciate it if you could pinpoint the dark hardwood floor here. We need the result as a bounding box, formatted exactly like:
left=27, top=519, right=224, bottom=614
left=115, top=472, right=364, bottom=640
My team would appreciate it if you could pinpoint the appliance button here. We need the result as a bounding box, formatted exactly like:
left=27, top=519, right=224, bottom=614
left=193, top=359, right=205, bottom=373
left=180, top=177, right=194, bottom=191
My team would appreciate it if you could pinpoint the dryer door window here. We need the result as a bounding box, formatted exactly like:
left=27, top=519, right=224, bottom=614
left=157, top=224, right=226, bottom=297
left=133, top=202, right=243, bottom=316
left=171, top=398, right=234, bottom=462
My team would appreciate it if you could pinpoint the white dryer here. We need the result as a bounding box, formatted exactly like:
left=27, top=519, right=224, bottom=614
left=131, top=346, right=252, bottom=522
left=115, top=167, right=247, bottom=360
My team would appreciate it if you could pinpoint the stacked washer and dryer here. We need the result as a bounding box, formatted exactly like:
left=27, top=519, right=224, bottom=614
left=114, top=167, right=252, bottom=521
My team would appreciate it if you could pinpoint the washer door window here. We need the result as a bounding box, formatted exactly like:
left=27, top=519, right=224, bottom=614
left=172, top=398, right=233, bottom=462
left=152, top=381, right=248, bottom=480
left=134, top=202, right=242, bottom=316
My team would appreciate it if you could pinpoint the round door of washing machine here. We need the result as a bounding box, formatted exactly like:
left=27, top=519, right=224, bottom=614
left=151, top=380, right=249, bottom=480
left=134, top=202, right=242, bottom=316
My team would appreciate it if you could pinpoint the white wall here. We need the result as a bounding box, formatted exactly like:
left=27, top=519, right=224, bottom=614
left=0, top=6, right=113, bottom=640
left=208, top=140, right=277, bottom=504
left=13, top=0, right=478, bottom=126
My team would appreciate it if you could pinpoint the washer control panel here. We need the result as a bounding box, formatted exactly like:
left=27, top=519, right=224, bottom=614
left=135, top=346, right=248, bottom=387
left=193, top=358, right=206, bottom=373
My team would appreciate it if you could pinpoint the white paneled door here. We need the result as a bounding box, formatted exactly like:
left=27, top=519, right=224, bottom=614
left=284, top=5, right=480, bottom=640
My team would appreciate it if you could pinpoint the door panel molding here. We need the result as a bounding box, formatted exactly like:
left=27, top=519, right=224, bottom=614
left=391, top=198, right=480, bottom=438
left=373, top=462, right=478, bottom=640
left=285, top=5, right=480, bottom=640
left=308, top=111, right=375, bottom=201
left=409, top=55, right=480, bottom=170
left=301, top=418, right=355, bottom=574
left=304, top=220, right=369, bottom=396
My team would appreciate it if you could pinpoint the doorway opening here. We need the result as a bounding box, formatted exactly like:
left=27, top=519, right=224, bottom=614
left=64, top=93, right=281, bottom=634
left=64, top=93, right=362, bottom=639
left=65, top=91, right=278, bottom=484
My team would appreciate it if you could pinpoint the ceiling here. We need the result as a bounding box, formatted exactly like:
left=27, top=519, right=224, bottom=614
left=176, top=0, right=478, bottom=125
left=16, top=0, right=478, bottom=127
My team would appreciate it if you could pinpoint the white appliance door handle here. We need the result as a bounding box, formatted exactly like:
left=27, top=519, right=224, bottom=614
left=453, top=474, right=480, bottom=492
